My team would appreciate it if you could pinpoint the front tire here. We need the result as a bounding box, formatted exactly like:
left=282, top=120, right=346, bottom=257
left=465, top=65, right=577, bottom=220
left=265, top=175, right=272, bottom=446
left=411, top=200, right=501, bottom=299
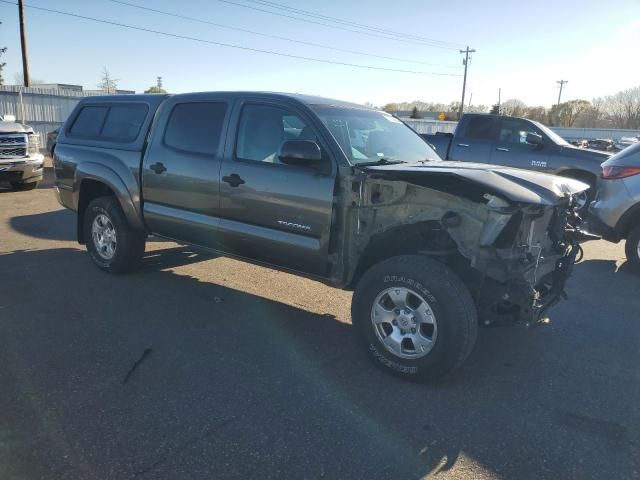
left=84, top=196, right=145, bottom=274
left=625, top=225, right=640, bottom=271
left=352, top=255, right=478, bottom=382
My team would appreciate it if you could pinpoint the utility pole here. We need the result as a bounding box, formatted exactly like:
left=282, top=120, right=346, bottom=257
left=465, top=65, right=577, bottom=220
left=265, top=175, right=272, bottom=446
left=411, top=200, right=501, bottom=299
left=468, top=92, right=473, bottom=108
left=458, top=46, right=475, bottom=119
left=556, top=79, right=568, bottom=105
left=498, top=88, right=501, bottom=114
left=18, top=0, right=30, bottom=87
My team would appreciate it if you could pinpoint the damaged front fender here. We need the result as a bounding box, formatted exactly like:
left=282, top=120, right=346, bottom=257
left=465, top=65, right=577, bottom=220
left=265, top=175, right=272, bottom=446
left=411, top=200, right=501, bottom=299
left=337, top=163, right=585, bottom=326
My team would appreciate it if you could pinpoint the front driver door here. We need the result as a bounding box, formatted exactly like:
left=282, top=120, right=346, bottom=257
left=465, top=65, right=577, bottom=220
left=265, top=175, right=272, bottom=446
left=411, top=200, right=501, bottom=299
left=491, top=118, right=549, bottom=171
left=217, top=100, right=336, bottom=276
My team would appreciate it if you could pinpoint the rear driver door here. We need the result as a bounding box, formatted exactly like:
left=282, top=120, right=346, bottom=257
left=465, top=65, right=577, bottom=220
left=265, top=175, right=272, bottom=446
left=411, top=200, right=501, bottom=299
left=141, top=95, right=230, bottom=248
left=449, top=116, right=500, bottom=163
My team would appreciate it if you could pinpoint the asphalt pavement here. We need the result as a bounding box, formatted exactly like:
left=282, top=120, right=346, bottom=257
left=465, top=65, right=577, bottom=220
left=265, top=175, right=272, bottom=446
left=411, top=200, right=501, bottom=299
left=1, top=168, right=639, bottom=479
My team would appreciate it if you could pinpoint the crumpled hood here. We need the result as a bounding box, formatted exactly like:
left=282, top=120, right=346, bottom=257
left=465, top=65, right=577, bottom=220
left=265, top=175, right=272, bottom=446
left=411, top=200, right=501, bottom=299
left=0, top=121, right=33, bottom=134
left=363, top=161, right=589, bottom=206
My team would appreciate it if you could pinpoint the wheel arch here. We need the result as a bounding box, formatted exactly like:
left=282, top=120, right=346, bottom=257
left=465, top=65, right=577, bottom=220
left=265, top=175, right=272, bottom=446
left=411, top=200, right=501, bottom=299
left=347, top=220, right=465, bottom=289
left=615, top=203, right=640, bottom=239
left=74, top=163, right=143, bottom=244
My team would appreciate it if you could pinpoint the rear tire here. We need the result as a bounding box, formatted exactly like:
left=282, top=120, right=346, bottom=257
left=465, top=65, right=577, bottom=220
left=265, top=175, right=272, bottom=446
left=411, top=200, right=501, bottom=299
left=625, top=225, right=640, bottom=271
left=84, top=196, right=145, bottom=274
left=10, top=181, right=38, bottom=191
left=352, top=255, right=478, bottom=382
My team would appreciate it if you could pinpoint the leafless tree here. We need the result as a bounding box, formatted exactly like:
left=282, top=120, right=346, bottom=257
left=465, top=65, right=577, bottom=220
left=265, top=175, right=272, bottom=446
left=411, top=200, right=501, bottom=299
left=604, top=87, right=640, bottom=129
left=524, top=106, right=548, bottom=123
left=98, top=67, right=119, bottom=94
left=549, top=100, right=591, bottom=127
left=500, top=99, right=527, bottom=117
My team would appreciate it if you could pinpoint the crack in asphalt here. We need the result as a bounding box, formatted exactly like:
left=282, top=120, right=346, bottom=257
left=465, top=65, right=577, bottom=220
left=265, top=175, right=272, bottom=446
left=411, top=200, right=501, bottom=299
left=122, top=348, right=154, bottom=385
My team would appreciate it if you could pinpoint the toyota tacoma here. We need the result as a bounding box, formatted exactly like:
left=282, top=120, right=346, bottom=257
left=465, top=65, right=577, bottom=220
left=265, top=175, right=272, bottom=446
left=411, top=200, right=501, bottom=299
left=53, top=92, right=588, bottom=381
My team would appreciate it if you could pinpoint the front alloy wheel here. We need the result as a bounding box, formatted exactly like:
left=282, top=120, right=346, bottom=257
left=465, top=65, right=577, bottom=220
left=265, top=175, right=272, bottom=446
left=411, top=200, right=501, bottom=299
left=352, top=255, right=478, bottom=381
left=371, top=287, right=437, bottom=359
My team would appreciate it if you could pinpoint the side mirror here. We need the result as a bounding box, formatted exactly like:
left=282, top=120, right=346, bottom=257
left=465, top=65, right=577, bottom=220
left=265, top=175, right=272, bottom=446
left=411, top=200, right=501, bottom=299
left=278, top=140, right=322, bottom=166
left=525, top=132, right=543, bottom=147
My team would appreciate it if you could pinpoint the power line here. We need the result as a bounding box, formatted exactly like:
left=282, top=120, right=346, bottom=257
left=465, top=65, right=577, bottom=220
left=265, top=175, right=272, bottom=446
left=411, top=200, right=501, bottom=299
left=245, top=0, right=464, bottom=49
left=110, top=0, right=461, bottom=68
left=209, top=0, right=463, bottom=50
left=0, top=1, right=462, bottom=76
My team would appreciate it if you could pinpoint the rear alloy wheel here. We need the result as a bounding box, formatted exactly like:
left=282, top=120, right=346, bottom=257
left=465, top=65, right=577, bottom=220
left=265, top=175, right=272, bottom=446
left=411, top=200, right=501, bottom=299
left=352, top=255, right=478, bottom=381
left=625, top=225, right=640, bottom=271
left=84, top=196, right=145, bottom=274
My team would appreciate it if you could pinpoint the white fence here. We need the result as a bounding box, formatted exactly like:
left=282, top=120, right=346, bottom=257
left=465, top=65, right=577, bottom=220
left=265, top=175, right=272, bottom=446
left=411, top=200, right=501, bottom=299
left=549, top=127, right=640, bottom=141
left=403, top=119, right=458, bottom=135
left=403, top=118, right=640, bottom=141
left=0, top=86, right=111, bottom=149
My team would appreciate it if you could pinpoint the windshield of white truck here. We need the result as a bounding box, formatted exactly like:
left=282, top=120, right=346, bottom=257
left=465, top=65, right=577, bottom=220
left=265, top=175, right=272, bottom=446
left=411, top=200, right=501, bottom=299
left=311, top=106, right=439, bottom=165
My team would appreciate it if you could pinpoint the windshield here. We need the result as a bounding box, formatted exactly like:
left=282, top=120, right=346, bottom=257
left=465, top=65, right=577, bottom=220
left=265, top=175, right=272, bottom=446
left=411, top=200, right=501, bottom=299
left=310, top=106, right=439, bottom=164
left=532, top=120, right=570, bottom=146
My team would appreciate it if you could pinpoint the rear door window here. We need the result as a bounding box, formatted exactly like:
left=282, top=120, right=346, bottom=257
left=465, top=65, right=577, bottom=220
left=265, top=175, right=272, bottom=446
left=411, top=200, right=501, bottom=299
left=101, top=104, right=148, bottom=141
left=69, top=106, right=108, bottom=137
left=462, top=117, right=499, bottom=142
left=163, top=102, right=228, bottom=156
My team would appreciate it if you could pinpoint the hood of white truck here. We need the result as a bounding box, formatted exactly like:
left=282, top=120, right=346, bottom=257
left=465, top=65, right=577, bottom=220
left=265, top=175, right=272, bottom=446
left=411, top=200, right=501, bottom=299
left=0, top=121, right=33, bottom=134
left=362, top=160, right=589, bottom=206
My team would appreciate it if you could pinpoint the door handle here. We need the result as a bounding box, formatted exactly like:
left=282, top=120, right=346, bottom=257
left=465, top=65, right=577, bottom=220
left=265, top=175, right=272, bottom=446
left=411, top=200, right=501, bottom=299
left=496, top=147, right=510, bottom=152
left=150, top=162, right=167, bottom=174
left=457, top=143, right=470, bottom=148
left=222, top=173, right=245, bottom=187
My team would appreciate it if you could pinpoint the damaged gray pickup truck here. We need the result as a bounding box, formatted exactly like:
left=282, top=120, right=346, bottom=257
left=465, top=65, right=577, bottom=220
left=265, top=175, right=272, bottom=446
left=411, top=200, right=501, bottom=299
left=54, top=92, right=589, bottom=381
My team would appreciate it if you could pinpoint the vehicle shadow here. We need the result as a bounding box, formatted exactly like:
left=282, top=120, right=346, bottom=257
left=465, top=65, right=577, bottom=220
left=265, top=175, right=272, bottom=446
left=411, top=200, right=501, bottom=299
left=0, top=166, right=55, bottom=193
left=9, top=207, right=174, bottom=243
left=1, top=247, right=637, bottom=480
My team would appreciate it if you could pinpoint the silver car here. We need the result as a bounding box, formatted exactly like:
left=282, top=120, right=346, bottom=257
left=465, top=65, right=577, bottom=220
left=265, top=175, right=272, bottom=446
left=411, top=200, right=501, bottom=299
left=589, top=142, right=640, bottom=269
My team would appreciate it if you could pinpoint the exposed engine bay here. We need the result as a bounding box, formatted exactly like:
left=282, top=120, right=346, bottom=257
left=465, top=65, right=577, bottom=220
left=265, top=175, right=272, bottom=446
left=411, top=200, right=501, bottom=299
left=339, top=162, right=592, bottom=326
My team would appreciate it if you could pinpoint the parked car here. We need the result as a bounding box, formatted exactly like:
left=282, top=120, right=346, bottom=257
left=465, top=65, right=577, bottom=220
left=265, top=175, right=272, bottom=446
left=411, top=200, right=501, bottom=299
left=53, top=92, right=588, bottom=381
left=569, top=139, right=588, bottom=148
left=589, top=142, right=640, bottom=269
left=0, top=115, right=44, bottom=190
left=586, top=139, right=618, bottom=153
left=420, top=114, right=610, bottom=213
left=614, top=136, right=639, bottom=151
left=46, top=127, right=59, bottom=156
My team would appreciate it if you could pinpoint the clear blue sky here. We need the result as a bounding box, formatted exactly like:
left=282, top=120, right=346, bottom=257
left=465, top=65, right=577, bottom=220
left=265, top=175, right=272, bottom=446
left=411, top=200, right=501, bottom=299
left=1, top=0, right=638, bottom=107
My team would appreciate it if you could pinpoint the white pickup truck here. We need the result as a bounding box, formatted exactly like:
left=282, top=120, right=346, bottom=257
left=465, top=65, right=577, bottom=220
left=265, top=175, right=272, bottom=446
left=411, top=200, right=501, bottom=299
left=0, top=115, right=44, bottom=191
